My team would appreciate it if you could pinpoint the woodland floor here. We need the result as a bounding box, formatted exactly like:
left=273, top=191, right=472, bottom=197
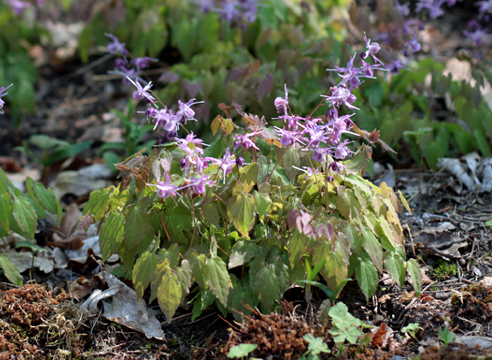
left=1, top=3, right=492, bottom=359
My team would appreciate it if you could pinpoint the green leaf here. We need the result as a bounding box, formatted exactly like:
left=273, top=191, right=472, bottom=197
left=337, top=186, right=359, bottom=220
left=328, top=302, right=362, bottom=344
left=375, top=216, right=396, bottom=252
left=384, top=252, right=405, bottom=287
left=31, top=181, right=59, bottom=215
left=11, top=197, right=38, bottom=239
left=230, top=289, right=256, bottom=321
left=439, top=326, right=456, bottom=345
left=78, top=25, right=92, bottom=63
left=0, top=254, right=23, bottom=285
left=227, top=344, right=258, bottom=359
left=282, top=147, right=300, bottom=182
left=158, top=272, right=182, bottom=322
left=99, top=211, right=125, bottom=261
left=229, top=192, right=255, bottom=238
left=204, top=257, right=231, bottom=307
left=229, top=241, right=258, bottom=268
left=150, top=258, right=170, bottom=303
left=323, top=251, right=348, bottom=292
left=253, top=189, right=271, bottom=222
left=287, top=230, right=307, bottom=268
left=175, top=260, right=192, bottom=299
left=355, top=258, right=378, bottom=301
left=133, top=251, right=157, bottom=300
left=161, top=243, right=181, bottom=269
left=474, top=128, right=491, bottom=157
left=202, top=202, right=220, bottom=228
left=361, top=228, right=383, bottom=271
left=254, top=266, right=279, bottom=312
left=407, top=259, right=421, bottom=297
left=304, top=334, right=329, bottom=355
left=124, top=203, right=153, bottom=249
left=187, top=250, right=207, bottom=289
left=239, top=163, right=258, bottom=193
left=0, top=192, right=12, bottom=232
left=174, top=20, right=195, bottom=61
left=83, top=188, right=112, bottom=222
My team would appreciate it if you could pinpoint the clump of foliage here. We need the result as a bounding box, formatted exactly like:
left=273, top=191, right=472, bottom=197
left=355, top=58, right=492, bottom=169
left=83, top=0, right=351, bottom=143
left=349, top=0, right=492, bottom=169
left=81, top=35, right=421, bottom=322
left=0, top=1, right=45, bottom=127
left=0, top=167, right=62, bottom=285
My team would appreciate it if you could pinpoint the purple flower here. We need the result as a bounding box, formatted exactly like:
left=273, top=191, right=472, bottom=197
left=147, top=173, right=179, bottom=199
left=220, top=0, right=240, bottom=21
left=233, top=131, right=261, bottom=151
left=206, top=148, right=237, bottom=183
left=292, top=166, right=320, bottom=179
left=130, top=57, right=158, bottom=71
left=415, top=0, right=444, bottom=19
left=108, top=68, right=142, bottom=84
left=126, top=77, right=155, bottom=104
left=464, top=29, right=491, bottom=46
left=196, top=0, right=217, bottom=13
left=363, top=34, right=384, bottom=65
left=105, top=33, right=129, bottom=56
left=274, top=126, right=300, bottom=147
left=407, top=30, right=422, bottom=53
left=333, top=139, right=352, bottom=160
left=322, top=85, right=358, bottom=110
left=386, top=59, right=406, bottom=74
left=176, top=98, right=204, bottom=125
left=242, top=0, right=260, bottom=23
left=394, top=0, right=410, bottom=17
left=0, top=84, right=13, bottom=115
left=8, top=0, right=31, bottom=15
left=274, top=85, right=289, bottom=114
left=182, top=175, right=216, bottom=195
left=477, top=0, right=492, bottom=18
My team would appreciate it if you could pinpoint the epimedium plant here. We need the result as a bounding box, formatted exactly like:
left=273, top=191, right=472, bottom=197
left=82, top=35, right=421, bottom=323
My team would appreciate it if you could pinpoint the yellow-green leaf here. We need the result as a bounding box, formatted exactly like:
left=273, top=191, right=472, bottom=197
left=204, top=257, right=231, bottom=307
left=99, top=211, right=125, bottom=261
left=355, top=258, right=378, bottom=301
left=133, top=251, right=157, bottom=300
left=0, top=254, right=22, bottom=286
left=11, top=197, right=37, bottom=239
left=158, top=272, right=182, bottom=322
left=230, top=192, right=255, bottom=238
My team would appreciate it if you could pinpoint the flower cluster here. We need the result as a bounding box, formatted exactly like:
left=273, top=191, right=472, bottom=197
left=117, top=32, right=384, bottom=200
left=105, top=33, right=157, bottom=86
left=271, top=35, right=386, bottom=172
left=197, top=0, right=261, bottom=24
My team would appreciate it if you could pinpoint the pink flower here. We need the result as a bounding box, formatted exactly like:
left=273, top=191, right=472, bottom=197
left=147, top=173, right=179, bottom=199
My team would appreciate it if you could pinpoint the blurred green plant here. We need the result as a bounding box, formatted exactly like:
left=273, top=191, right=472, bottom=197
left=354, top=58, right=492, bottom=169
left=15, top=134, right=93, bottom=180
left=0, top=2, right=48, bottom=129
left=0, top=167, right=63, bottom=285
left=82, top=0, right=353, bottom=143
